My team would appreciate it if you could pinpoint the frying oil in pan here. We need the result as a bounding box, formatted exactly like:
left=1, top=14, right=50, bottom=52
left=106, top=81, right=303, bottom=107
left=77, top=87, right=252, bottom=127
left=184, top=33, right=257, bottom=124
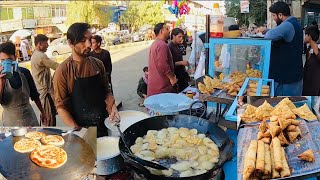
left=153, top=157, right=180, bottom=177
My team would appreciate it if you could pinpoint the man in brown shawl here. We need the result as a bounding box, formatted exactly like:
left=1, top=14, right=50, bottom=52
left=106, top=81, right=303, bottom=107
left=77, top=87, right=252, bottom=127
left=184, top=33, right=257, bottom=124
left=31, top=34, right=59, bottom=126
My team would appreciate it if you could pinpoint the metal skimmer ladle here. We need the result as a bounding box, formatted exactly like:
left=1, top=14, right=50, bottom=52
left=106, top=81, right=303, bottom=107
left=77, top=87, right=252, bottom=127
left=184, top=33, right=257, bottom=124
left=114, top=117, right=168, bottom=170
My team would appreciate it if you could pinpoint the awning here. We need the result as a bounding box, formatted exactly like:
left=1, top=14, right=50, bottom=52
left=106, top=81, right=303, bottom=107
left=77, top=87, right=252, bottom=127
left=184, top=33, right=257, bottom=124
left=55, top=24, right=69, bottom=34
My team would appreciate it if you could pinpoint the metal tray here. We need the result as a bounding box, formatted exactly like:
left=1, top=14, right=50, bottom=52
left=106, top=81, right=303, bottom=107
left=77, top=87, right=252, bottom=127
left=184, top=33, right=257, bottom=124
left=0, top=128, right=95, bottom=180
left=237, top=120, right=320, bottom=180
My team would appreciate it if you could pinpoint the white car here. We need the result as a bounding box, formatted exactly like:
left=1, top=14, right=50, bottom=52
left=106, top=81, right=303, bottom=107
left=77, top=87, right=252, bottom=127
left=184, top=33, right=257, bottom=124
left=46, top=37, right=71, bottom=58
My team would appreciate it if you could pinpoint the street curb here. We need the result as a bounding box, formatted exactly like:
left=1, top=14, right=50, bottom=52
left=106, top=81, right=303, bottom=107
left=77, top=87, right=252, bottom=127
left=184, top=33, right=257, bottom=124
left=19, top=40, right=154, bottom=71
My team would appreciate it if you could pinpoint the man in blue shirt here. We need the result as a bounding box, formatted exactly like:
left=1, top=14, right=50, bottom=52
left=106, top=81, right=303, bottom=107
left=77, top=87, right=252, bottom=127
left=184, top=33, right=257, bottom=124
left=257, top=1, right=303, bottom=96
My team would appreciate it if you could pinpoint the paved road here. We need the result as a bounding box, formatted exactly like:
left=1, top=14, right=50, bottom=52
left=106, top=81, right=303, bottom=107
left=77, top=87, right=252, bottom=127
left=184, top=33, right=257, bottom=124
left=0, top=43, right=191, bottom=127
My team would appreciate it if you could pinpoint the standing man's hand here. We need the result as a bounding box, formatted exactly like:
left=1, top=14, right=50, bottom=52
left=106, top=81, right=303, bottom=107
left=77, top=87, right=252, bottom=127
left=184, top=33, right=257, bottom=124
left=256, top=27, right=267, bottom=34
left=142, top=94, right=147, bottom=99
left=180, top=60, right=189, bottom=66
left=40, top=112, right=48, bottom=126
left=170, top=75, right=178, bottom=86
left=109, top=104, right=120, bottom=123
left=0, top=65, right=6, bottom=90
left=0, top=65, right=6, bottom=79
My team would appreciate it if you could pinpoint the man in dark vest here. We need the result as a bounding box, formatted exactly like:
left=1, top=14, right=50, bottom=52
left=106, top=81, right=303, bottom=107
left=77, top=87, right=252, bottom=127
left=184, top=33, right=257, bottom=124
left=257, top=1, right=303, bottom=96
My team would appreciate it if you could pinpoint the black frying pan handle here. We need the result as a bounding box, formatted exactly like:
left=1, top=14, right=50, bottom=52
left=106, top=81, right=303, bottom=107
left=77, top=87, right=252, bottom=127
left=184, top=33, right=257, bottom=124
left=122, top=153, right=151, bottom=176
left=189, top=100, right=206, bottom=118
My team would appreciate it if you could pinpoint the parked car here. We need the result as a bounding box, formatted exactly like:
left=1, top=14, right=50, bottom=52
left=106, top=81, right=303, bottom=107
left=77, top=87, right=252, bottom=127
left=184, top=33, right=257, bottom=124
left=46, top=37, right=71, bottom=58
left=132, top=32, right=144, bottom=42
left=118, top=31, right=131, bottom=43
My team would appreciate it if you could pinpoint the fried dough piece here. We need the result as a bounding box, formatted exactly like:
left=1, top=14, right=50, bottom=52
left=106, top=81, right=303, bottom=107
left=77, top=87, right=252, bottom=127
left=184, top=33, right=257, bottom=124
left=290, top=119, right=300, bottom=126
left=241, top=104, right=258, bottom=123
left=198, top=82, right=209, bottom=95
left=269, top=115, right=279, bottom=122
left=292, top=104, right=317, bottom=121
left=270, top=142, right=281, bottom=179
left=261, top=137, right=271, bottom=144
left=286, top=125, right=297, bottom=132
left=243, top=140, right=258, bottom=180
left=287, top=131, right=300, bottom=143
left=279, top=118, right=291, bottom=130
left=203, top=76, right=212, bottom=88
left=256, top=140, right=265, bottom=174
left=259, top=120, right=268, bottom=133
left=298, top=149, right=315, bottom=162
left=271, top=104, right=296, bottom=119
left=275, top=97, right=296, bottom=110
left=269, top=124, right=281, bottom=138
left=272, top=137, right=283, bottom=172
left=280, top=147, right=291, bottom=177
left=296, top=126, right=302, bottom=136
left=278, top=132, right=289, bottom=146
left=262, top=130, right=271, bottom=138
left=256, top=101, right=274, bottom=121
left=264, top=143, right=271, bottom=176
left=257, top=132, right=264, bottom=140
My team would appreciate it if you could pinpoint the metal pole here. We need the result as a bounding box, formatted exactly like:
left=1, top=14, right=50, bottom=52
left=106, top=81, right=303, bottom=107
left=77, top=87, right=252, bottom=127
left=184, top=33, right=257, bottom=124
left=205, top=14, right=210, bottom=75
left=194, top=15, right=197, bottom=69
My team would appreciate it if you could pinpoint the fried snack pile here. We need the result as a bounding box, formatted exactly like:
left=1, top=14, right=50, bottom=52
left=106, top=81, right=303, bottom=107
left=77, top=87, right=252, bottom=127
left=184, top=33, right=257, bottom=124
left=240, top=98, right=317, bottom=123
left=257, top=118, right=301, bottom=146
left=242, top=98, right=317, bottom=180
left=198, top=69, right=262, bottom=96
left=246, top=81, right=270, bottom=96
left=243, top=138, right=290, bottom=180
left=241, top=100, right=274, bottom=123
left=130, top=127, right=220, bottom=177
left=198, top=76, right=225, bottom=95
left=292, top=104, right=317, bottom=121
left=225, top=70, right=262, bottom=96
left=246, top=69, right=262, bottom=78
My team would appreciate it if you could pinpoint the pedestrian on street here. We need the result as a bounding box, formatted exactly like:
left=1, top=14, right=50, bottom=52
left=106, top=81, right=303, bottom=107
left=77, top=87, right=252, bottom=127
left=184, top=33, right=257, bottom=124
left=90, top=35, right=113, bottom=93
left=0, top=42, right=47, bottom=126
left=168, top=28, right=190, bottom=92
left=257, top=1, right=303, bottom=96
left=147, top=23, right=178, bottom=96
left=303, top=25, right=320, bottom=95
left=31, top=34, right=59, bottom=126
left=137, top=66, right=149, bottom=107
left=53, top=23, right=120, bottom=137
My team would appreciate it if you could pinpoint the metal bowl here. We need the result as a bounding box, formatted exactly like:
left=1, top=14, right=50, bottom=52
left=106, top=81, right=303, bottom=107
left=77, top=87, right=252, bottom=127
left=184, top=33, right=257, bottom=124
left=10, top=127, right=27, bottom=136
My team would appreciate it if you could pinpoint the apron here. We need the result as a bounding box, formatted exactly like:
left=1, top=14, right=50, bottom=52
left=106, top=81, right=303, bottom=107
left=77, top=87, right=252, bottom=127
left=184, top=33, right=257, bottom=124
left=71, top=61, right=107, bottom=127
left=1, top=70, right=39, bottom=126
left=41, top=92, right=57, bottom=126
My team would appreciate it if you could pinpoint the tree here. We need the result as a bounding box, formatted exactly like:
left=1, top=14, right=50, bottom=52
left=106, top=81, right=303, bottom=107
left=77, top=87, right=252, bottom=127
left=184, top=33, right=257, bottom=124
left=120, top=1, right=164, bottom=32
left=225, top=0, right=267, bottom=27
left=66, top=1, right=113, bottom=26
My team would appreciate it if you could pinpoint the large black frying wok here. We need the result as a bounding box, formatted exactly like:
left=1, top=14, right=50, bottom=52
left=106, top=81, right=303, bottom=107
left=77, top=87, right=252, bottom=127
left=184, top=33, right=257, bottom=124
left=119, top=115, right=233, bottom=180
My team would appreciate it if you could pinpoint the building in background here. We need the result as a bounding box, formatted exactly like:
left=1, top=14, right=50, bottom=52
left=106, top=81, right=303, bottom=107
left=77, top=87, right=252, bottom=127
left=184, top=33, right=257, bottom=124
left=0, top=1, right=67, bottom=35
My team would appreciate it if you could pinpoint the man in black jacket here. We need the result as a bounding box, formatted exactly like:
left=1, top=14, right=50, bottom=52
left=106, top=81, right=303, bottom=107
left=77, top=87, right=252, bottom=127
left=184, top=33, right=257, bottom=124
left=90, top=35, right=113, bottom=92
left=137, top=66, right=148, bottom=107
